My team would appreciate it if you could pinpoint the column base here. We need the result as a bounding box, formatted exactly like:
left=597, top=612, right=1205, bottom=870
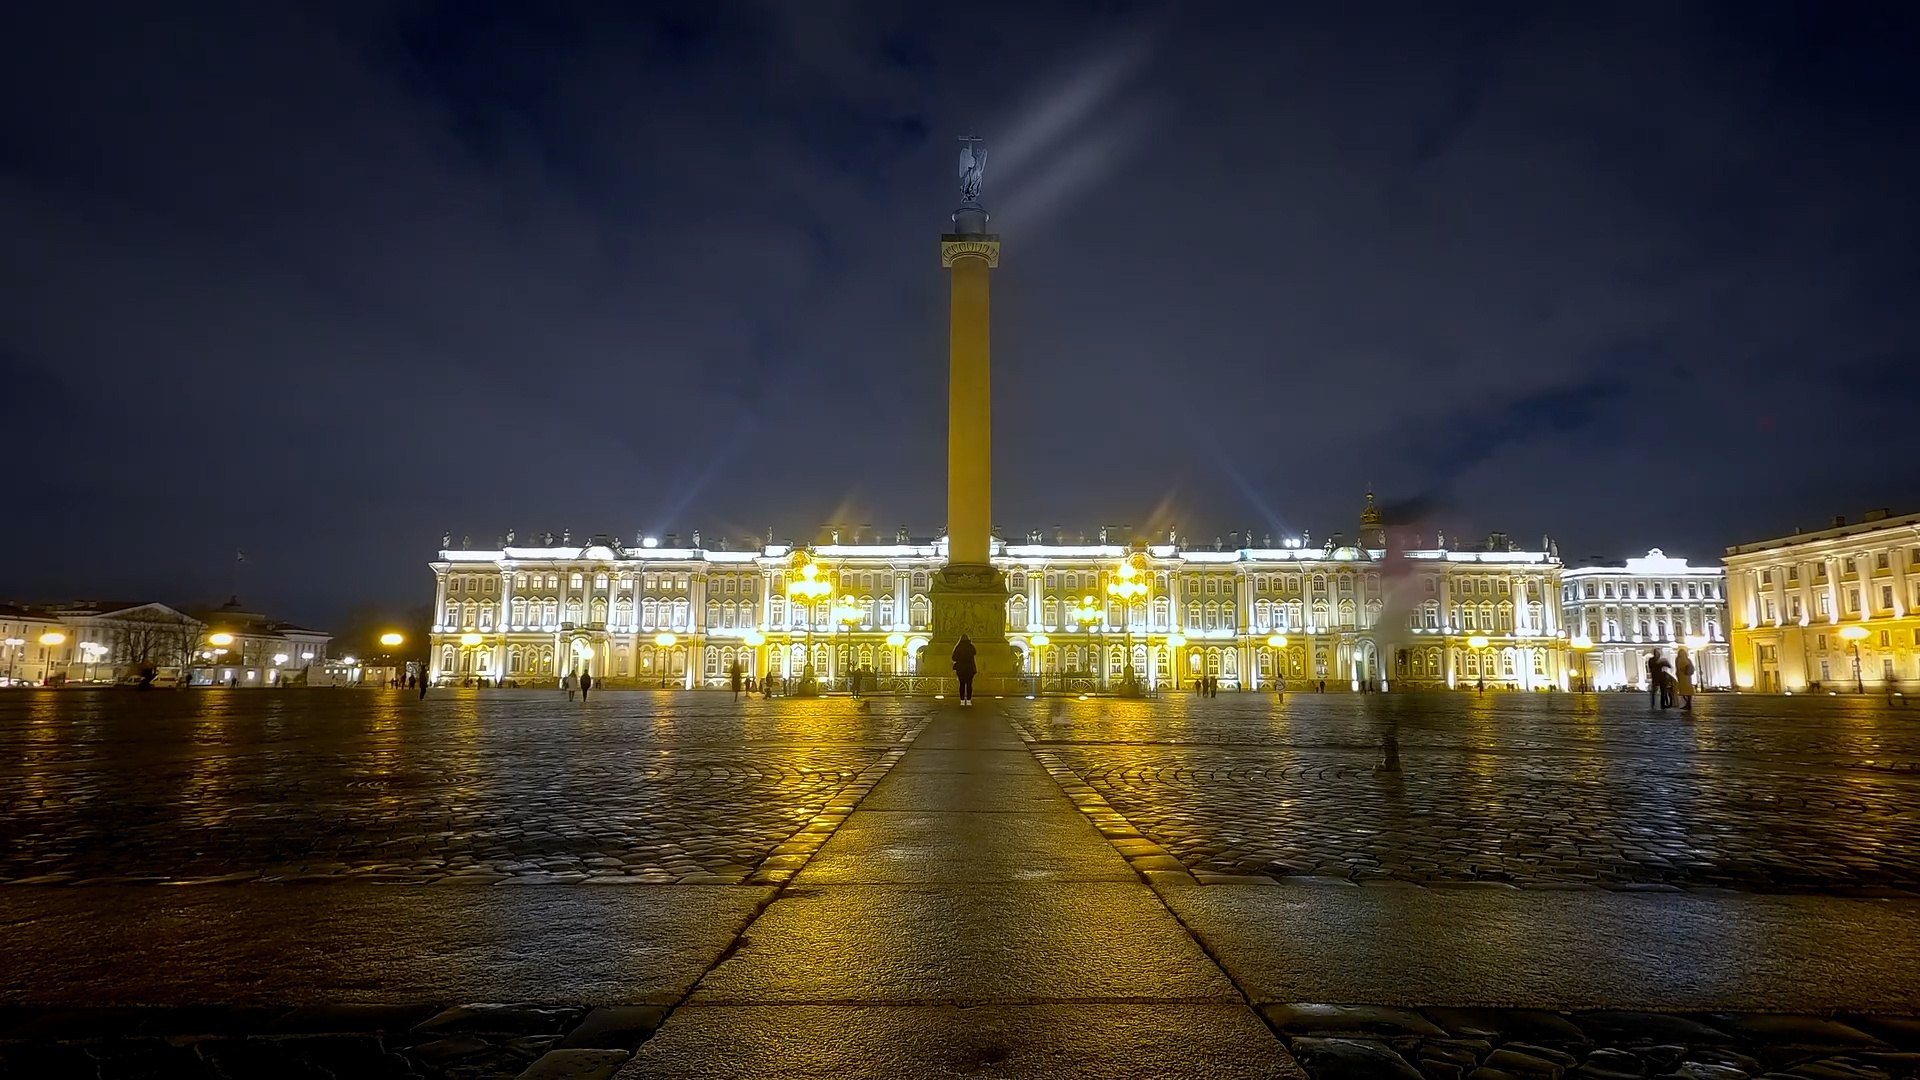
left=925, top=563, right=1018, bottom=679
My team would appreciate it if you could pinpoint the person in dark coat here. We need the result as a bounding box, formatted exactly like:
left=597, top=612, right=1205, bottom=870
left=730, top=661, right=743, bottom=701
left=580, top=671, right=593, bottom=700
left=952, top=634, right=978, bottom=704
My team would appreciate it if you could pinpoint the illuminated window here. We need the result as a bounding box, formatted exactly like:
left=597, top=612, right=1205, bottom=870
left=571, top=574, right=584, bottom=588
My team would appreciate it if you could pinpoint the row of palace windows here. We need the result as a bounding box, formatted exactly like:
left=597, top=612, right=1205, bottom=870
left=1758, top=549, right=1920, bottom=586
left=1570, top=579, right=1719, bottom=601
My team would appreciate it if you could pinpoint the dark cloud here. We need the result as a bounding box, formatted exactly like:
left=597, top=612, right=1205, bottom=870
left=3, top=0, right=1917, bottom=625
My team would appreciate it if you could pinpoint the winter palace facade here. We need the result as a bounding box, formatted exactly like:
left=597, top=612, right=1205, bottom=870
left=428, top=502, right=1594, bottom=693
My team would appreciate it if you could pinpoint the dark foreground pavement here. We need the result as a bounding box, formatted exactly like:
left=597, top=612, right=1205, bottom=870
left=2, top=690, right=1918, bottom=1078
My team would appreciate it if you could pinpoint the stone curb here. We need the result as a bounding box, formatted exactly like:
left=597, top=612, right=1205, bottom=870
left=745, top=716, right=934, bottom=886
left=1031, top=749, right=1199, bottom=885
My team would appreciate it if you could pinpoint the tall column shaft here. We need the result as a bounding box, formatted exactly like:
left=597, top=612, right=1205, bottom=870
left=947, top=253, right=993, bottom=566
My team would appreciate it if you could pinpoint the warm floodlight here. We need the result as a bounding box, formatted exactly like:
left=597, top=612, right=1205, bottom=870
left=380, top=632, right=404, bottom=647
left=208, top=632, right=233, bottom=646
left=1467, top=635, right=1490, bottom=649
left=459, top=633, right=482, bottom=646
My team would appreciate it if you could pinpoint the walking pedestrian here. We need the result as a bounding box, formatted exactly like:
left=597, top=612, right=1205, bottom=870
left=952, top=634, right=977, bottom=705
left=730, top=661, right=743, bottom=701
left=418, top=673, right=428, bottom=700
left=1675, top=647, right=1695, bottom=711
left=580, top=671, right=593, bottom=701
left=564, top=670, right=575, bottom=702
left=1646, top=651, right=1662, bottom=709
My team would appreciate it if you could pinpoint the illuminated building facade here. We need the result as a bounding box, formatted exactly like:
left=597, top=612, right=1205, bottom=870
left=1725, top=509, right=1920, bottom=692
left=1560, top=550, right=1731, bottom=691
left=427, top=502, right=1568, bottom=692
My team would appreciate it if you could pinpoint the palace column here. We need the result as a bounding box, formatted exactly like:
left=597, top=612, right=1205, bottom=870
left=927, top=198, right=1015, bottom=680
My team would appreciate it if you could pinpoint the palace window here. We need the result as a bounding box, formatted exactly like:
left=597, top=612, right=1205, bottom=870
left=1044, top=599, right=1060, bottom=627
left=1883, top=585, right=1895, bottom=608
left=595, top=574, right=608, bottom=589
left=1187, top=601, right=1201, bottom=628
left=571, top=574, right=584, bottom=588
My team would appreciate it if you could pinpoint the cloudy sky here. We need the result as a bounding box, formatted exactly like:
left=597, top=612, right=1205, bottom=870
left=4, top=0, right=1916, bottom=627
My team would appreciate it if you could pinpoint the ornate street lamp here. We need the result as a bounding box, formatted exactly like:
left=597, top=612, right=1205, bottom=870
left=785, top=558, right=832, bottom=691
left=1106, top=557, right=1149, bottom=694
left=38, top=631, right=65, bottom=685
left=1840, top=624, right=1868, bottom=694
left=1569, top=634, right=1595, bottom=692
left=654, top=632, right=677, bottom=688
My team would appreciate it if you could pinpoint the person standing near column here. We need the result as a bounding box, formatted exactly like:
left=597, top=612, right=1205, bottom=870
left=952, top=634, right=977, bottom=705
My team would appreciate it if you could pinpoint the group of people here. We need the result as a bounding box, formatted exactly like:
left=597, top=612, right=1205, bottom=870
left=1646, top=647, right=1696, bottom=711
left=561, top=670, right=595, bottom=701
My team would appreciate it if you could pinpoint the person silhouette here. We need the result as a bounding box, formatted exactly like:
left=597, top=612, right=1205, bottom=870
left=952, top=634, right=977, bottom=705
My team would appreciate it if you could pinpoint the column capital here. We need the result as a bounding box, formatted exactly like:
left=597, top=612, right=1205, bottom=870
left=941, top=236, right=1001, bottom=268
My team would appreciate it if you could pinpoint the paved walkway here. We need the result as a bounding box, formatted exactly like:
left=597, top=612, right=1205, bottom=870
left=622, top=706, right=1299, bottom=1077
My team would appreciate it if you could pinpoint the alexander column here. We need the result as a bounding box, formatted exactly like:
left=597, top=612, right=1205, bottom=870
left=927, top=133, right=1015, bottom=681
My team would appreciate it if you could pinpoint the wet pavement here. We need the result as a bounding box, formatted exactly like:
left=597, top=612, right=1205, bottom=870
left=1, top=688, right=1917, bottom=1078
left=1012, top=692, right=1920, bottom=892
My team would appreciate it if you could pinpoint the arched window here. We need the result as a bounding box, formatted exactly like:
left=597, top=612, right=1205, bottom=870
left=590, top=598, right=607, bottom=624
left=480, top=602, right=495, bottom=630
left=511, top=599, right=527, bottom=625
left=614, top=597, right=632, bottom=629
left=1223, top=601, right=1237, bottom=627
left=565, top=600, right=583, bottom=624
left=441, top=645, right=455, bottom=673
left=706, top=600, right=722, bottom=627
left=1187, top=601, right=1201, bottom=628
left=595, top=573, right=608, bottom=588
left=740, top=600, right=755, bottom=627
left=508, top=647, right=523, bottom=674
left=912, top=571, right=928, bottom=589
left=616, top=646, right=630, bottom=675
left=1010, top=596, right=1028, bottom=627
left=672, top=599, right=689, bottom=629
left=462, top=601, right=478, bottom=628
left=705, top=648, right=720, bottom=678
left=910, top=596, right=930, bottom=628
left=571, top=574, right=584, bottom=588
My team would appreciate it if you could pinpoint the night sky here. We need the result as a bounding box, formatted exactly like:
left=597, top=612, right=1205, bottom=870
left=5, top=1, right=1918, bottom=630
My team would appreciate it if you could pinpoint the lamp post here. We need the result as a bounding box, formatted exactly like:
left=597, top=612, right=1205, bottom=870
left=654, top=632, right=677, bottom=688
left=835, top=595, right=863, bottom=690
left=1840, top=624, right=1868, bottom=694
left=1167, top=632, right=1186, bottom=691
left=785, top=560, right=831, bottom=691
left=3, top=638, right=22, bottom=685
left=380, top=632, right=404, bottom=686
left=1266, top=633, right=1288, bottom=691
left=1570, top=634, right=1595, bottom=692
left=458, top=632, right=482, bottom=686
left=744, top=630, right=766, bottom=686
left=885, top=632, right=905, bottom=681
left=1029, top=633, right=1050, bottom=693
left=1072, top=595, right=1100, bottom=687
left=38, top=631, right=66, bottom=685
left=1467, top=634, right=1490, bottom=690
left=1106, top=558, right=1148, bottom=694
left=80, top=641, right=107, bottom=683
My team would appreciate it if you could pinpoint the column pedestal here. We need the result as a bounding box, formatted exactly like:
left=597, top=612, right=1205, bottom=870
left=926, top=564, right=1017, bottom=688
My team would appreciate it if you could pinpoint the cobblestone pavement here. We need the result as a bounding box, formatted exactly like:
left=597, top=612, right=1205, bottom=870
left=0, top=690, right=922, bottom=885
left=2, top=1002, right=1917, bottom=1079
left=1012, top=693, right=1920, bottom=892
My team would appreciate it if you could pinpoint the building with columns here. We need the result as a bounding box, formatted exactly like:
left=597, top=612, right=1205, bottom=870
left=1560, top=550, right=1731, bottom=691
left=1725, top=509, right=1920, bottom=693
left=428, top=501, right=1568, bottom=692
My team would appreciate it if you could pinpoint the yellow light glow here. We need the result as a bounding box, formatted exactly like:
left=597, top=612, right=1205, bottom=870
left=38, top=631, right=66, bottom=647
left=1467, top=635, right=1489, bottom=649
left=272, top=654, right=288, bottom=664
left=208, top=632, right=233, bottom=646
left=1030, top=633, right=1051, bottom=646
left=1267, top=634, right=1287, bottom=647
left=743, top=631, right=766, bottom=646
left=379, top=632, right=404, bottom=647
left=1840, top=624, right=1868, bottom=641
left=1167, top=633, right=1186, bottom=647
left=459, top=633, right=482, bottom=646
left=1570, top=635, right=1594, bottom=650
left=654, top=632, right=678, bottom=647
left=1683, top=634, right=1708, bottom=650
left=886, top=632, right=906, bottom=647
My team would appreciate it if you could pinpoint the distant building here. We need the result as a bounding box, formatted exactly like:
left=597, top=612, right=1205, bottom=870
left=1725, top=509, right=1920, bottom=693
left=0, top=598, right=329, bottom=687
left=427, top=497, right=1569, bottom=692
left=191, top=598, right=332, bottom=687
left=1560, top=551, right=1730, bottom=691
